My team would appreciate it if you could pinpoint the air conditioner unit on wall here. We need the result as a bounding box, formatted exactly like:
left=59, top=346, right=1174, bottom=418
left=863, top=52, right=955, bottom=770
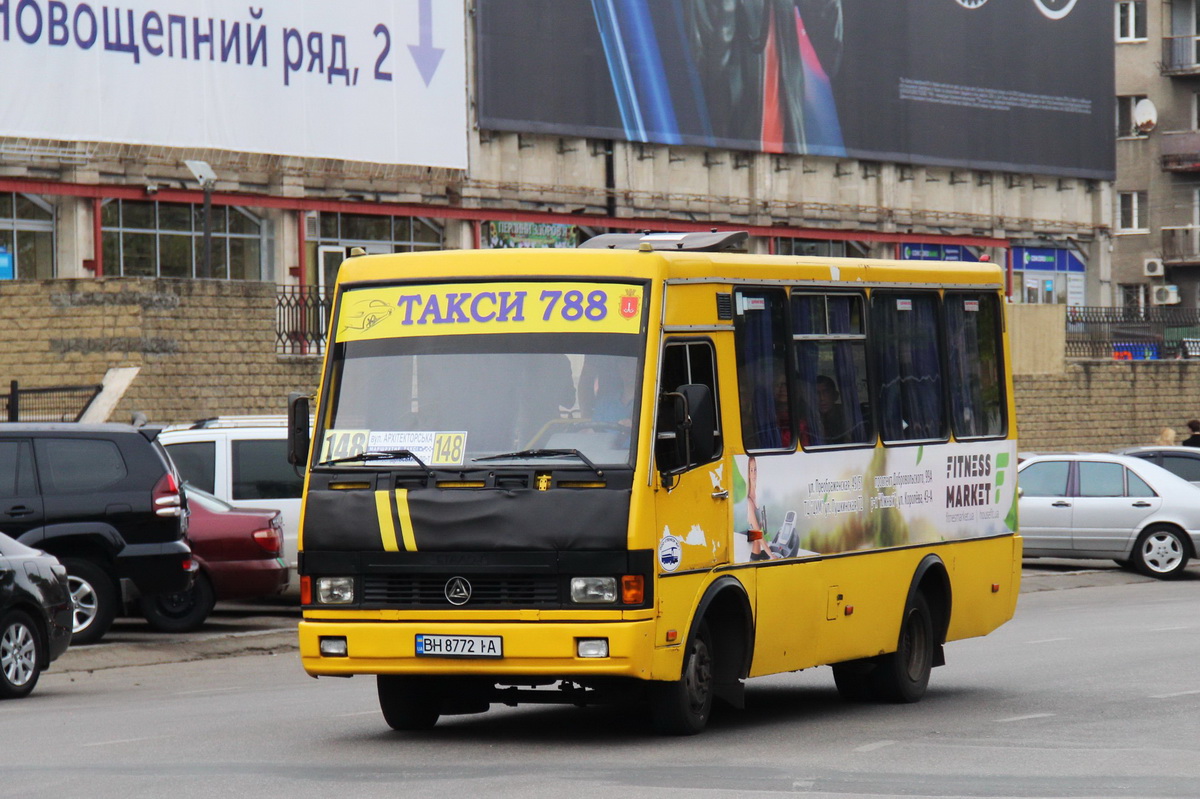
left=1144, top=258, right=1165, bottom=277
left=1152, top=284, right=1180, bottom=305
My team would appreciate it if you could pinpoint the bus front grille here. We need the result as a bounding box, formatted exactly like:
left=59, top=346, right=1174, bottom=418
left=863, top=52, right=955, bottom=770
left=361, top=575, right=560, bottom=607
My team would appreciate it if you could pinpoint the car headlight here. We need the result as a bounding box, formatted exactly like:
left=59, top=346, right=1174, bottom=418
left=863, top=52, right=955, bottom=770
left=570, top=576, right=617, bottom=604
left=315, top=576, right=355, bottom=604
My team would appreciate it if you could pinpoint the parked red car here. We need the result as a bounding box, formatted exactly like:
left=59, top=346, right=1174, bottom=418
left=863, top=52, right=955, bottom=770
left=140, top=484, right=289, bottom=632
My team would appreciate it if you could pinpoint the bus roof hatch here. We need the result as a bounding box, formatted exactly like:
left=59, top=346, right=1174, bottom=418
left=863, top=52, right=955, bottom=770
left=578, top=230, right=748, bottom=253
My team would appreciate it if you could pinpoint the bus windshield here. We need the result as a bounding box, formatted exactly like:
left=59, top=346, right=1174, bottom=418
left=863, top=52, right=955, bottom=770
left=319, top=334, right=643, bottom=469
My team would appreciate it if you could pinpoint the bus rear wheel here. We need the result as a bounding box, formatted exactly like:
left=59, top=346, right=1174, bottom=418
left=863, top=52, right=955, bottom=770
left=873, top=592, right=934, bottom=703
left=377, top=675, right=441, bottom=731
left=650, top=620, right=714, bottom=735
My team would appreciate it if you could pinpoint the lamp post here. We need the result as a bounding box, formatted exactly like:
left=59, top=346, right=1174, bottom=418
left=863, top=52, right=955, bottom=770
left=184, top=160, right=217, bottom=278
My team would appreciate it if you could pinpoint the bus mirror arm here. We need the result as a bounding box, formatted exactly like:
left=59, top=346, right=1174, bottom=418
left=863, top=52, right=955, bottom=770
left=288, top=392, right=311, bottom=468
left=655, top=384, right=716, bottom=480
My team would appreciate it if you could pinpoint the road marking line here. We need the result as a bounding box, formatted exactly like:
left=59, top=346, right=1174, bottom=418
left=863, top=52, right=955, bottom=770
left=1150, top=689, right=1200, bottom=699
left=175, top=687, right=238, bottom=696
left=337, top=710, right=380, bottom=717
left=83, top=736, right=162, bottom=747
left=1150, top=626, right=1191, bottom=632
left=854, top=740, right=896, bottom=752
left=1025, top=637, right=1071, bottom=644
left=995, top=713, right=1055, bottom=723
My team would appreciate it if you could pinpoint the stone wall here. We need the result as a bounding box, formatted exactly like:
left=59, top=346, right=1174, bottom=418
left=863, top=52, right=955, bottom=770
left=2, top=278, right=1196, bottom=451
left=0, top=278, right=321, bottom=425
left=1014, top=361, right=1200, bottom=452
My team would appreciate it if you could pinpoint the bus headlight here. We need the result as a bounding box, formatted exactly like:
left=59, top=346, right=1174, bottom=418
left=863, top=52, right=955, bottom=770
left=315, top=576, right=355, bottom=604
left=570, top=576, right=617, bottom=604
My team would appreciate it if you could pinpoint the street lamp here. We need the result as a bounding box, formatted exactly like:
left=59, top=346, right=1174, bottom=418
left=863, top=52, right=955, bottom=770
left=184, top=159, right=217, bottom=278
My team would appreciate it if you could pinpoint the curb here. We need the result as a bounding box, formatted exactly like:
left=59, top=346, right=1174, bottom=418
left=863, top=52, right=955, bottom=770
left=53, top=628, right=298, bottom=674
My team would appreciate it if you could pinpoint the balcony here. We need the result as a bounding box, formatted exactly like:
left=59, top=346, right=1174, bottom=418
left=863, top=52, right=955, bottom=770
left=1162, top=226, right=1200, bottom=264
left=1159, top=130, right=1200, bottom=171
left=1162, top=35, right=1200, bottom=76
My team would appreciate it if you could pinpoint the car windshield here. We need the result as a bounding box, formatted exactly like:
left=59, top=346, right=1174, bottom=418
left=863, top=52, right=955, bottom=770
left=319, top=334, right=643, bottom=469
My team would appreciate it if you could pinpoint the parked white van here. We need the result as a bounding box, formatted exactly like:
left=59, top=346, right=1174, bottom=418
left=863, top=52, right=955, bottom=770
left=159, top=416, right=302, bottom=583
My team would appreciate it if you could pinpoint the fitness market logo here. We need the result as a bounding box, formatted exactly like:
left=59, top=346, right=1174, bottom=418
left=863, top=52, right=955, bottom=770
left=953, top=0, right=1078, bottom=20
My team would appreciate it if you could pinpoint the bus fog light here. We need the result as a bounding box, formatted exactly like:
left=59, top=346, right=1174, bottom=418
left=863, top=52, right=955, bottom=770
left=570, top=576, right=617, bottom=603
left=576, top=638, right=609, bottom=658
left=319, top=636, right=348, bottom=657
left=316, top=576, right=355, bottom=604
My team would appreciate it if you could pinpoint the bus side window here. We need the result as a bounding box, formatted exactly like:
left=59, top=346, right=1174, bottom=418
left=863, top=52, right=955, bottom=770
left=870, top=291, right=948, bottom=443
left=733, top=289, right=794, bottom=452
left=945, top=292, right=1006, bottom=439
left=791, top=292, right=873, bottom=447
left=656, top=340, right=722, bottom=471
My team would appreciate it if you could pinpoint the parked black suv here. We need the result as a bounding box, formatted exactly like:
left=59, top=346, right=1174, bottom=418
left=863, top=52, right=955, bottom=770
left=0, top=423, right=193, bottom=643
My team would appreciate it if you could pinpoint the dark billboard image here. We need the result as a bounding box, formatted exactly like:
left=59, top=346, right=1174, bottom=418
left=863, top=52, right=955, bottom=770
left=477, top=0, right=1114, bottom=179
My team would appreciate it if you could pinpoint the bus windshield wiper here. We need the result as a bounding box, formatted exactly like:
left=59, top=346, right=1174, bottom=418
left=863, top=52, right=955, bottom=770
left=473, top=448, right=603, bottom=477
left=320, top=448, right=433, bottom=475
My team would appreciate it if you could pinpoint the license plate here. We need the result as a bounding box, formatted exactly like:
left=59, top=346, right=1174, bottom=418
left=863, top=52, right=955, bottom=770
left=415, top=634, right=503, bottom=658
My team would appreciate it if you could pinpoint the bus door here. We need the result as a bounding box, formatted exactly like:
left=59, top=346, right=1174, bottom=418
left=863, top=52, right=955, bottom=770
left=652, top=339, right=729, bottom=577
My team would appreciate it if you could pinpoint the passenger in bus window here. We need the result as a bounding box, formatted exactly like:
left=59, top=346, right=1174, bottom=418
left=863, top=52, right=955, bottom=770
left=816, top=375, right=849, bottom=444
left=771, top=369, right=793, bottom=447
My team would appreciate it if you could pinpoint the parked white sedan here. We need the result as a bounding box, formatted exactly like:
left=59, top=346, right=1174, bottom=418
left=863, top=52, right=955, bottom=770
left=1018, top=452, right=1200, bottom=578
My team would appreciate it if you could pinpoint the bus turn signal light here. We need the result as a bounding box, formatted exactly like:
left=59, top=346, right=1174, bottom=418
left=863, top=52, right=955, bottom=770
left=621, top=575, right=644, bottom=604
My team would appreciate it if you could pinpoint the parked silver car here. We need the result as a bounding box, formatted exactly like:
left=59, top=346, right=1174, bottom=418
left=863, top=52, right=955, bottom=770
left=1113, top=446, right=1200, bottom=487
left=1018, top=453, right=1200, bottom=578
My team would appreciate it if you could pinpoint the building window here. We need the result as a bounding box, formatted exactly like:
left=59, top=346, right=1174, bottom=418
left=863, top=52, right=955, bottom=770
left=1117, top=95, right=1149, bottom=138
left=1120, top=284, right=1144, bottom=309
left=308, top=212, right=443, bottom=290
left=0, top=193, right=54, bottom=280
left=101, top=200, right=268, bottom=280
left=1117, top=191, right=1148, bottom=233
left=1115, top=1, right=1147, bottom=42
left=775, top=238, right=848, bottom=257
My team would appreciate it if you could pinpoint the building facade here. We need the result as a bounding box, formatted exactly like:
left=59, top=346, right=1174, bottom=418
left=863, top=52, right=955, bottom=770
left=0, top=1, right=1114, bottom=309
left=1114, top=0, right=1200, bottom=309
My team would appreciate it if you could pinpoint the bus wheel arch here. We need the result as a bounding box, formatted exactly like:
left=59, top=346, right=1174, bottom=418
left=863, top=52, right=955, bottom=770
left=651, top=576, right=753, bottom=734
left=833, top=554, right=950, bottom=703
left=908, top=554, right=952, bottom=665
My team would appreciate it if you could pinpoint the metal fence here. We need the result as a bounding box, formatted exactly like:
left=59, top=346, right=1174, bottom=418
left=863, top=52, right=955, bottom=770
left=1065, top=306, right=1200, bottom=360
left=1, top=380, right=102, bottom=422
left=276, top=286, right=331, bottom=356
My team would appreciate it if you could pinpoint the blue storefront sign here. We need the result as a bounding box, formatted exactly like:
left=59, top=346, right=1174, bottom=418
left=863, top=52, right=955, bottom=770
left=1012, top=246, right=1085, bottom=273
left=0, top=249, right=12, bottom=280
left=900, top=243, right=979, bottom=262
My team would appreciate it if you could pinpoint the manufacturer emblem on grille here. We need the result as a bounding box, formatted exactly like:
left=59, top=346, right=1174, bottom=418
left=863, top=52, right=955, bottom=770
left=445, top=576, right=472, bottom=605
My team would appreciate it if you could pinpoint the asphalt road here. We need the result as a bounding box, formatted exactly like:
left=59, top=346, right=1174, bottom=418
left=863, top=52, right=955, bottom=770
left=6, top=560, right=1195, bottom=799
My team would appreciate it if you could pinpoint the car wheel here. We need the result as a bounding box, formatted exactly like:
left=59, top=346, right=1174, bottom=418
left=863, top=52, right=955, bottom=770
left=62, top=558, right=118, bottom=645
left=377, top=675, right=441, bottom=731
left=650, top=619, right=714, bottom=735
left=0, top=610, right=42, bottom=699
left=1132, top=526, right=1190, bottom=578
left=872, top=592, right=934, bottom=703
left=140, top=573, right=215, bottom=633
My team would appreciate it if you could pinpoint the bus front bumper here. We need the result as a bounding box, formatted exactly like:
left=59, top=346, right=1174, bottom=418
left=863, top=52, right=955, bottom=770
left=299, top=618, right=656, bottom=680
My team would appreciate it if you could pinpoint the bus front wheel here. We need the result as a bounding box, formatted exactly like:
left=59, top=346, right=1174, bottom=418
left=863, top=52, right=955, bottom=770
left=873, top=592, right=934, bottom=703
left=650, top=620, right=714, bottom=735
left=377, top=675, right=441, bottom=731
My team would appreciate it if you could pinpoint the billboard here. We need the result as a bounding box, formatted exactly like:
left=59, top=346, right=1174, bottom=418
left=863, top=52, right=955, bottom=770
left=477, top=0, right=1113, bottom=179
left=0, top=0, right=467, bottom=168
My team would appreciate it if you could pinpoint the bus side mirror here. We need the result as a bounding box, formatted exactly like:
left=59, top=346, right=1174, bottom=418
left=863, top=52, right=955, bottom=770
left=288, top=392, right=311, bottom=467
left=656, top=384, right=716, bottom=476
